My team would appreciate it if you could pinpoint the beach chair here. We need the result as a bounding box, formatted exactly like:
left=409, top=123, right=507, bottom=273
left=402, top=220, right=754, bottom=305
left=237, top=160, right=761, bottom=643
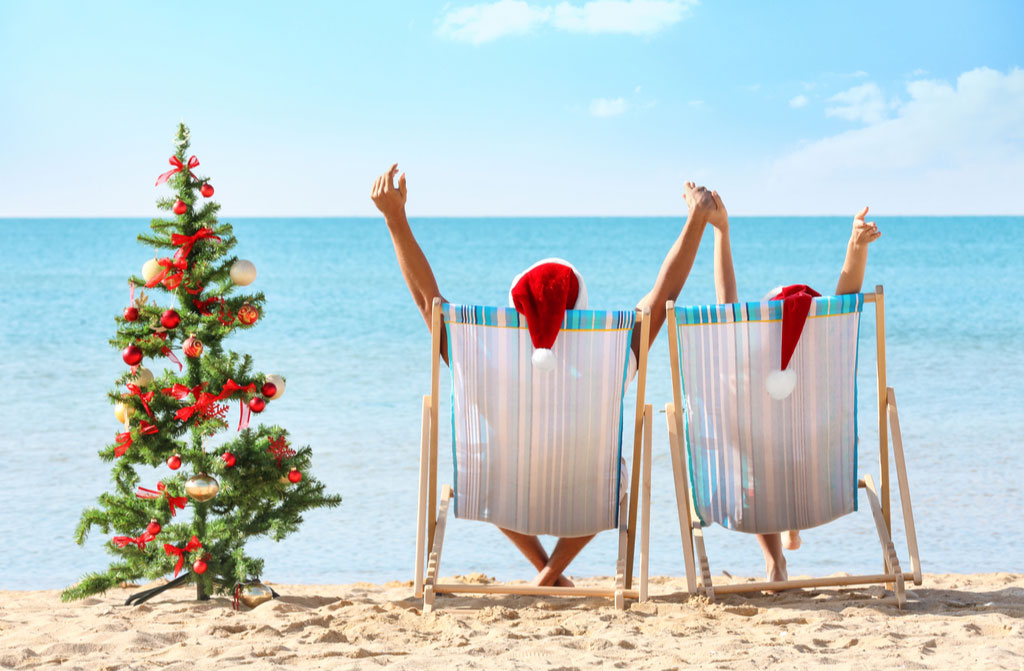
left=414, top=299, right=653, bottom=612
left=665, top=286, right=921, bottom=606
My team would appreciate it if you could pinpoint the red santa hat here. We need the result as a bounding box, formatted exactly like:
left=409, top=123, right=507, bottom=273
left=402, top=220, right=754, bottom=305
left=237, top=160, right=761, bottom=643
left=508, top=258, right=588, bottom=371
left=763, top=284, right=821, bottom=400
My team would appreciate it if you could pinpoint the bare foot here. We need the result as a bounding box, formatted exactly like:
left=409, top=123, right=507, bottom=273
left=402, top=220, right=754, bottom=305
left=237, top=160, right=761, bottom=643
left=783, top=529, right=802, bottom=550
left=764, top=559, right=788, bottom=594
left=555, top=574, right=574, bottom=588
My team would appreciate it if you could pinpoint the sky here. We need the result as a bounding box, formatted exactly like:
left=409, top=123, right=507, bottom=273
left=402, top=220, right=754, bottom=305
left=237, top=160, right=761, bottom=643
left=0, top=0, right=1022, bottom=216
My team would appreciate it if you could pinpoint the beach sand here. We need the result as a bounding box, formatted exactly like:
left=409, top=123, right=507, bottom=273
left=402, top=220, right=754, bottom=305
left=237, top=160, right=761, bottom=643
left=2, top=573, right=1022, bottom=670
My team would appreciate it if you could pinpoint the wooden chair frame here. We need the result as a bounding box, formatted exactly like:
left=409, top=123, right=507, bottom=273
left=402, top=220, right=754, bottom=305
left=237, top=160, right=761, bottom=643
left=665, top=285, right=922, bottom=607
left=414, top=299, right=653, bottom=613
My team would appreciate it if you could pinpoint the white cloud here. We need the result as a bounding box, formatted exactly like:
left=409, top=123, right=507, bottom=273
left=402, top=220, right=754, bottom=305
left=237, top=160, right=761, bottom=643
left=789, top=94, right=808, bottom=109
left=436, top=0, right=551, bottom=44
left=590, top=97, right=629, bottom=117
left=825, top=82, right=893, bottom=124
left=552, top=0, right=694, bottom=35
left=745, top=67, right=1024, bottom=214
left=437, top=0, right=694, bottom=43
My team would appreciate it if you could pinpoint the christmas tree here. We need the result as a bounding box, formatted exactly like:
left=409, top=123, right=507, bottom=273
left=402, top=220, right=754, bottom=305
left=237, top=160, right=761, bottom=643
left=63, top=122, right=341, bottom=603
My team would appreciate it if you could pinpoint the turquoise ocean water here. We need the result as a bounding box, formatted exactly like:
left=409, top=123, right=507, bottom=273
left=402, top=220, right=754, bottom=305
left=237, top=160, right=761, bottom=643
left=1, top=216, right=1021, bottom=590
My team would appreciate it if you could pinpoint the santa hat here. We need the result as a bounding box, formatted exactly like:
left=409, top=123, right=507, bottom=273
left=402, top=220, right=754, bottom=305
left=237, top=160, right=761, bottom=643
left=764, top=284, right=821, bottom=400
left=508, top=258, right=588, bottom=371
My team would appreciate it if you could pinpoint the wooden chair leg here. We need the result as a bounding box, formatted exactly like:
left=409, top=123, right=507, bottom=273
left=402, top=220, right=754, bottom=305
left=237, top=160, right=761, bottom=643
left=414, top=396, right=431, bottom=598
left=887, top=387, right=922, bottom=586
left=862, top=474, right=907, bottom=609
left=666, top=404, right=698, bottom=594
left=615, top=485, right=629, bottom=610
left=639, top=404, right=652, bottom=603
left=423, top=485, right=453, bottom=614
left=691, top=517, right=715, bottom=602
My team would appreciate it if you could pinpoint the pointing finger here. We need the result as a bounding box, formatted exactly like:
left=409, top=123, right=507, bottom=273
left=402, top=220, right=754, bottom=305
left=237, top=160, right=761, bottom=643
left=855, top=206, right=869, bottom=220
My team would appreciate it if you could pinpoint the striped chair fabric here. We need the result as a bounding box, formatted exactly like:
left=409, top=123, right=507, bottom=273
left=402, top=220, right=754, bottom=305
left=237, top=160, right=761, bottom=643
left=444, top=304, right=635, bottom=537
left=673, top=294, right=864, bottom=534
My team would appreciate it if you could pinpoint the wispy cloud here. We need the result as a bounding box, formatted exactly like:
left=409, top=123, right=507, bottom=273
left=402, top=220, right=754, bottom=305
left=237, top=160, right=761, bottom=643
left=436, top=0, right=550, bottom=44
left=754, top=67, right=1024, bottom=213
left=437, top=0, right=695, bottom=44
left=825, top=82, right=893, bottom=124
left=789, top=94, right=808, bottom=109
left=590, top=97, right=629, bottom=117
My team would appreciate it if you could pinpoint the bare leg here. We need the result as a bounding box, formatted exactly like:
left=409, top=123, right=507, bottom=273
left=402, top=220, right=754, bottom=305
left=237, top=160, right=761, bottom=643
left=756, top=533, right=788, bottom=586
left=533, top=535, right=596, bottom=587
left=499, top=528, right=574, bottom=587
left=783, top=529, right=802, bottom=550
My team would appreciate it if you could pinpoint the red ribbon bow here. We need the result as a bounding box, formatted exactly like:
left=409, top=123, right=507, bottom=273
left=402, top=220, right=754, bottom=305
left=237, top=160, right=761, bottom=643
left=126, top=384, right=154, bottom=418
left=174, top=390, right=220, bottom=422
left=162, top=383, right=203, bottom=400
left=171, top=228, right=221, bottom=267
left=137, top=482, right=188, bottom=516
left=155, top=155, right=200, bottom=186
left=217, top=379, right=257, bottom=430
left=164, top=535, right=203, bottom=577
left=144, top=257, right=186, bottom=290
left=113, top=531, right=157, bottom=550
left=113, top=421, right=158, bottom=457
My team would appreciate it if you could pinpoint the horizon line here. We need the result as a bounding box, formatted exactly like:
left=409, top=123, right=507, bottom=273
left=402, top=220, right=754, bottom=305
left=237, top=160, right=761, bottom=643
left=2, top=213, right=1023, bottom=219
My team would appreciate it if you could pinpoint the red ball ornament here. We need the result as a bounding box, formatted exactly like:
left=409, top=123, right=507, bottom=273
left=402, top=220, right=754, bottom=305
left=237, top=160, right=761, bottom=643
left=192, top=559, right=208, bottom=574
left=146, top=519, right=162, bottom=536
left=237, top=302, right=259, bottom=326
left=123, top=306, right=139, bottom=322
left=183, top=334, right=204, bottom=358
left=200, top=183, right=214, bottom=198
left=288, top=469, right=302, bottom=483
left=160, top=309, right=180, bottom=329
left=167, top=454, right=182, bottom=470
left=261, top=382, right=277, bottom=399
left=248, top=397, right=266, bottom=413
left=222, top=451, right=236, bottom=468
left=173, top=199, right=188, bottom=215
left=122, top=344, right=143, bottom=366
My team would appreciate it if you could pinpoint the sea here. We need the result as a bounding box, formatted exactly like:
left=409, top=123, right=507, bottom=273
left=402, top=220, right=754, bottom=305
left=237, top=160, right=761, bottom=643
left=1, top=216, right=1021, bottom=591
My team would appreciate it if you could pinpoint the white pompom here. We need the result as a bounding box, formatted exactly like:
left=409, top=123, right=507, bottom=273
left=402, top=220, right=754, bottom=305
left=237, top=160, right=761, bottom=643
left=532, top=348, right=556, bottom=371
left=766, top=368, right=797, bottom=400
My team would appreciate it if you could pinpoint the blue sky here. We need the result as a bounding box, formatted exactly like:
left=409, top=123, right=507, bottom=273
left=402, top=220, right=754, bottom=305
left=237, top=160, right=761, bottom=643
left=1, top=0, right=1021, bottom=216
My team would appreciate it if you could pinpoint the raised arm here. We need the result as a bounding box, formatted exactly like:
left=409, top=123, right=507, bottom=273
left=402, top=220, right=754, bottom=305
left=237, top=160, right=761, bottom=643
left=708, top=190, right=738, bottom=304
left=834, top=206, right=881, bottom=295
left=372, top=163, right=449, bottom=362
left=632, top=182, right=715, bottom=357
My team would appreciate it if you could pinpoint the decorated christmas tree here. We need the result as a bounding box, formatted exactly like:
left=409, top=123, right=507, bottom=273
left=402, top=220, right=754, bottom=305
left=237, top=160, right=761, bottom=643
left=63, top=122, right=341, bottom=603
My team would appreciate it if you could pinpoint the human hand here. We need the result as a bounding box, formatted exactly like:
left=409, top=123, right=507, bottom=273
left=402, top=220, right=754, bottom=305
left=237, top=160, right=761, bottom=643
left=371, top=163, right=408, bottom=222
left=682, top=182, right=717, bottom=222
left=706, top=190, right=729, bottom=233
left=850, top=206, right=881, bottom=247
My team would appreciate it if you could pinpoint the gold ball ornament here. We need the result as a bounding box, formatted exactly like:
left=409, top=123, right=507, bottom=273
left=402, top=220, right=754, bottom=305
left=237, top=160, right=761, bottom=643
left=133, top=366, right=154, bottom=387
left=238, top=581, right=274, bottom=609
left=114, top=402, right=133, bottom=424
left=264, top=374, right=285, bottom=400
left=229, top=259, right=258, bottom=286
left=141, top=258, right=163, bottom=284
left=184, top=472, right=220, bottom=502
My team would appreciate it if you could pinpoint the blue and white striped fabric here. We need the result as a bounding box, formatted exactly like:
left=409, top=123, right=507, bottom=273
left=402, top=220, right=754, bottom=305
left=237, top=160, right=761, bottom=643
left=444, top=304, right=635, bottom=538
left=674, top=294, right=863, bottom=534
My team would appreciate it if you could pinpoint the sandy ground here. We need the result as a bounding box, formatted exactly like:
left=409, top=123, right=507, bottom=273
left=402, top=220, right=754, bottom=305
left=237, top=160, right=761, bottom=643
left=1, top=573, right=1022, bottom=670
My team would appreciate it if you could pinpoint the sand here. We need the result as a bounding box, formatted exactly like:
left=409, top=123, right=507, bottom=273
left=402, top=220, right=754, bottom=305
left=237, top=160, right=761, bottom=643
left=1, top=573, right=1022, bottom=670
